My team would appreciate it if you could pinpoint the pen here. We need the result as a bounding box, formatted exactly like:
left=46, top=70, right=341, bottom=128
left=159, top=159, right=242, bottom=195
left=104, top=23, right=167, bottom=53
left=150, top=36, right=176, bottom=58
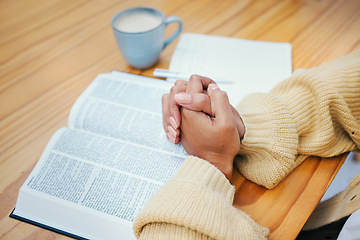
left=153, top=68, right=233, bottom=84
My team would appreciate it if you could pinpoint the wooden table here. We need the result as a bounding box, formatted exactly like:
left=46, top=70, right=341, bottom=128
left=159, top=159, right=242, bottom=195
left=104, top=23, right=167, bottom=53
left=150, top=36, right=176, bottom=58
left=1, top=0, right=359, bottom=239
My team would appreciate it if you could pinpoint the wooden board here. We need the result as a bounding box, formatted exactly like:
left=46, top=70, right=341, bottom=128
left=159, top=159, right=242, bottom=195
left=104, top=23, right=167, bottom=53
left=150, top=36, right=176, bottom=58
left=232, top=155, right=347, bottom=239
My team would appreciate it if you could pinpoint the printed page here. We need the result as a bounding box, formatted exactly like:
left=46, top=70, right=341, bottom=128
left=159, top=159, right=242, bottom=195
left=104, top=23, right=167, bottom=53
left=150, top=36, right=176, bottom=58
left=13, top=72, right=186, bottom=239
left=169, top=33, right=292, bottom=105
left=68, top=72, right=186, bottom=155
left=13, top=127, right=185, bottom=240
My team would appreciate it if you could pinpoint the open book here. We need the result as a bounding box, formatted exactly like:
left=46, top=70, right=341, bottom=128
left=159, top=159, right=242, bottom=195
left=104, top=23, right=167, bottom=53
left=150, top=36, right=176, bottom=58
left=167, top=33, right=292, bottom=105
left=10, top=72, right=186, bottom=240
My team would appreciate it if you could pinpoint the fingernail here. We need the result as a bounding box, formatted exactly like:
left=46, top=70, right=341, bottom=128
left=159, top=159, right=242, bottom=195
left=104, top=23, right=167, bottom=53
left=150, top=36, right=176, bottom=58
left=166, top=131, right=172, bottom=140
left=170, top=117, right=178, bottom=128
left=167, top=132, right=176, bottom=144
left=167, top=125, right=178, bottom=137
left=174, top=93, right=192, bottom=104
left=208, top=83, right=219, bottom=90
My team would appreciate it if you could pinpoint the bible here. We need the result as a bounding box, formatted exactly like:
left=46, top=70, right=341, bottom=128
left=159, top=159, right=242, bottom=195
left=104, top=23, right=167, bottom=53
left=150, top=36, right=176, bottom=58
left=10, top=72, right=187, bottom=239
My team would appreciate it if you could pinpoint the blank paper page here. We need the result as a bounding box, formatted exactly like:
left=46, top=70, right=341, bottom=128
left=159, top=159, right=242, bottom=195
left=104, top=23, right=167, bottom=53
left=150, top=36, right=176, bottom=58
left=168, top=33, right=292, bottom=105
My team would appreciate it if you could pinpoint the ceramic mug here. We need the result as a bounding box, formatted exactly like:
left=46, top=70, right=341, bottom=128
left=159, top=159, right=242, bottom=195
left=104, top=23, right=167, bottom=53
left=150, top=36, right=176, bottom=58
left=111, top=7, right=182, bottom=69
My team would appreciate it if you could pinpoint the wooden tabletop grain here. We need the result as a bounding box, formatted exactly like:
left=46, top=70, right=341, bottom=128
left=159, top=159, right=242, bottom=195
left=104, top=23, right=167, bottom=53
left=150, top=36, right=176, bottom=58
left=1, top=0, right=359, bottom=239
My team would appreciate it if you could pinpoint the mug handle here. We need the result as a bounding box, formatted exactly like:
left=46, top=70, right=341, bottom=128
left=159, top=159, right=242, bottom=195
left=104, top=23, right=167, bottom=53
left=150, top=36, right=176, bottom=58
left=163, top=16, right=183, bottom=49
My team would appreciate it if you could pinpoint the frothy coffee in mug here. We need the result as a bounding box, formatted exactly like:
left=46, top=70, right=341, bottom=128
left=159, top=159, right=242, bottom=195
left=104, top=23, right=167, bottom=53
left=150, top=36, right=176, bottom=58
left=111, top=7, right=182, bottom=69
left=113, top=11, right=162, bottom=33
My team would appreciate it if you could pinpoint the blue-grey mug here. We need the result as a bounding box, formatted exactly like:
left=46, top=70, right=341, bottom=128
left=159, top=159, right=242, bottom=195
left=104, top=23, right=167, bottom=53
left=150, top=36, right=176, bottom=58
left=111, top=7, right=183, bottom=69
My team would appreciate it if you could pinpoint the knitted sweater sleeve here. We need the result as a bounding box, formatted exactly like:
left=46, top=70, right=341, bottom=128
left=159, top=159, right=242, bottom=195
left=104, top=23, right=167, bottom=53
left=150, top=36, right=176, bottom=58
left=133, top=156, right=269, bottom=240
left=235, top=50, right=360, bottom=189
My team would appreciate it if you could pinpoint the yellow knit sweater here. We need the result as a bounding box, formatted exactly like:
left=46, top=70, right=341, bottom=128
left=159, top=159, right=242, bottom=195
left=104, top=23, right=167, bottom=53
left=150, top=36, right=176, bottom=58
left=133, top=50, right=360, bottom=239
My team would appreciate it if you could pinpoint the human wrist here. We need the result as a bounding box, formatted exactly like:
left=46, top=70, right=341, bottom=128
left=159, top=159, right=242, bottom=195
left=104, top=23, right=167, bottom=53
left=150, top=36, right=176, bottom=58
left=216, top=163, right=233, bottom=182
left=237, top=117, right=245, bottom=141
left=205, top=154, right=234, bottom=181
left=231, top=106, right=245, bottom=140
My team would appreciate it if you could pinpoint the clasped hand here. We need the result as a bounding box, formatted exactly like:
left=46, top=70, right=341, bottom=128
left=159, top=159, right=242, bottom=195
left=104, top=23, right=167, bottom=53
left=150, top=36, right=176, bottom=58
left=162, top=75, right=245, bottom=181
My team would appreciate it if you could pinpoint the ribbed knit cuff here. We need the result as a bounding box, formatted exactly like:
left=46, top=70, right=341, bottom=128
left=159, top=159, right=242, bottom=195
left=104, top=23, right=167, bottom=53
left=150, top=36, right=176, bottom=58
left=235, top=93, right=299, bottom=189
left=138, top=222, right=210, bottom=240
left=172, top=156, right=235, bottom=202
left=133, top=156, right=269, bottom=240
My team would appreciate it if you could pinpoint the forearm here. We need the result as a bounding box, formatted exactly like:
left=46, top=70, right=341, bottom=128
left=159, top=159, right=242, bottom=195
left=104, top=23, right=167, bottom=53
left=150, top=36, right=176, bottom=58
left=272, top=50, right=360, bottom=156
left=235, top=50, right=360, bottom=189
left=133, top=156, right=269, bottom=240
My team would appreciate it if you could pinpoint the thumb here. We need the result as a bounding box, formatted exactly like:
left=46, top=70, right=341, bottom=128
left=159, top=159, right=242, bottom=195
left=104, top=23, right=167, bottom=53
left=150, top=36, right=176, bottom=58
left=207, top=83, right=233, bottom=124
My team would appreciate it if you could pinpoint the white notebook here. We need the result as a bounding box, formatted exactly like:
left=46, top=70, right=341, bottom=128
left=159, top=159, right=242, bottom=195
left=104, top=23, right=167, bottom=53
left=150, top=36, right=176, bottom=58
left=168, top=33, right=292, bottom=105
